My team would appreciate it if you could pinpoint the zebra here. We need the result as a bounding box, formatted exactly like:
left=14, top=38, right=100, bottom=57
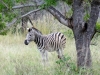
left=24, top=27, right=66, bottom=63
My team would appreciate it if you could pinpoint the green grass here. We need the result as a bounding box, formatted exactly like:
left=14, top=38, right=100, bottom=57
left=0, top=33, right=100, bottom=75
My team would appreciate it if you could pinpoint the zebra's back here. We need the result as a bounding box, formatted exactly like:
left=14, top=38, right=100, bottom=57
left=44, top=32, right=66, bottom=51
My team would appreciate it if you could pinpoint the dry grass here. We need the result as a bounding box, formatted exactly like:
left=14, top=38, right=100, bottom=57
left=0, top=34, right=76, bottom=75
left=0, top=14, right=100, bottom=75
left=0, top=34, right=100, bottom=75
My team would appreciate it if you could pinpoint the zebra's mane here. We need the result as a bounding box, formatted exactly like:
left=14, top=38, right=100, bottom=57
left=32, top=27, right=42, bottom=34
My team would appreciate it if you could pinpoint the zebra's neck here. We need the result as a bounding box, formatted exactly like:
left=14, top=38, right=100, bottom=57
left=34, top=33, right=43, bottom=46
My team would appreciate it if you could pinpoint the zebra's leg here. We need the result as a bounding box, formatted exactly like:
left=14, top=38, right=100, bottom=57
left=40, top=50, right=48, bottom=65
left=56, top=49, right=64, bottom=59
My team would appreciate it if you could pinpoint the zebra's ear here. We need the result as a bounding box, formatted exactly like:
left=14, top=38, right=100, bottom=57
left=27, top=28, right=29, bottom=30
left=27, top=28, right=32, bottom=32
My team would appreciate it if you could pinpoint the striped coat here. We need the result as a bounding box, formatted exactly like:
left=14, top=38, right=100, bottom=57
left=24, top=27, right=66, bottom=63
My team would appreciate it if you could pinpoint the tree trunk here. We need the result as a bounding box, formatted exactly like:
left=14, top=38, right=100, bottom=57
left=21, top=17, right=28, bottom=33
left=72, top=0, right=100, bottom=68
left=45, top=0, right=100, bottom=68
left=73, top=30, right=92, bottom=68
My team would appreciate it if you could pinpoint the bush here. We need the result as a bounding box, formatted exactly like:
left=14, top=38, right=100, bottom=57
left=0, top=13, right=8, bottom=35
left=96, top=22, right=100, bottom=32
left=55, top=55, right=77, bottom=75
left=62, top=29, right=74, bottom=39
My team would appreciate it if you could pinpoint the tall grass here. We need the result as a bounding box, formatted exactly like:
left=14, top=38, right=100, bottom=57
left=0, top=14, right=100, bottom=75
left=0, top=34, right=76, bottom=75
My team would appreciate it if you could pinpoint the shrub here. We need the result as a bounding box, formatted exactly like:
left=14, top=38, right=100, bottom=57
left=0, top=13, right=8, bottom=35
left=96, top=22, right=100, bottom=32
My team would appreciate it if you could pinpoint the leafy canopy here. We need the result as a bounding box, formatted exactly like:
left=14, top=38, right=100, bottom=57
left=0, top=0, right=27, bottom=35
left=0, top=0, right=100, bottom=35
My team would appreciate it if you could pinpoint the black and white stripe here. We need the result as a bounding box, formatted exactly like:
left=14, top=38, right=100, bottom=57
left=24, top=27, right=66, bottom=63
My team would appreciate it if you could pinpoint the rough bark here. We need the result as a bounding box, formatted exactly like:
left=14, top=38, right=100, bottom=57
left=21, top=16, right=28, bottom=32
left=72, top=0, right=100, bottom=68
left=47, top=6, right=73, bottom=28
left=46, top=1, right=93, bottom=68
left=72, top=0, right=88, bottom=68
left=87, top=0, right=100, bottom=40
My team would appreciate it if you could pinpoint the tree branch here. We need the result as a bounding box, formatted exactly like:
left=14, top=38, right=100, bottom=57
left=87, top=0, right=100, bottom=38
left=12, top=4, right=38, bottom=9
left=46, top=6, right=72, bottom=29
left=72, top=0, right=84, bottom=30
left=21, top=8, right=42, bottom=18
left=0, top=7, right=42, bottom=33
left=12, top=1, right=44, bottom=9
left=0, top=18, right=18, bottom=33
left=7, top=18, right=18, bottom=26
left=28, top=17, right=34, bottom=26
left=96, top=30, right=100, bottom=33
left=1, top=0, right=9, bottom=9
left=12, top=3, right=73, bottom=28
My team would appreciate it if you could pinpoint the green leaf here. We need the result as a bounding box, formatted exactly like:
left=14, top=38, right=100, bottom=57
left=84, top=13, right=90, bottom=21
left=96, top=22, right=100, bottom=31
left=65, top=0, right=73, bottom=5
left=0, top=22, right=8, bottom=35
left=0, top=3, right=6, bottom=12
left=16, top=0, right=27, bottom=3
left=44, top=0, right=57, bottom=6
left=0, top=13, right=8, bottom=35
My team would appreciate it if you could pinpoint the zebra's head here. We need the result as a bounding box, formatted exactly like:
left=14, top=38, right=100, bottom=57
left=24, top=27, right=42, bottom=45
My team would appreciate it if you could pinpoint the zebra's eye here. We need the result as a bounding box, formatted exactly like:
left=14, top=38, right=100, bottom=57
left=30, top=35, right=31, bottom=36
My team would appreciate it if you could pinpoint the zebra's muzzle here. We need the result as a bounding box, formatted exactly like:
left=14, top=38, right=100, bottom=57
left=24, top=40, right=29, bottom=45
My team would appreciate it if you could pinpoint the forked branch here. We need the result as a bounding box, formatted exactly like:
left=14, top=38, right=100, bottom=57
left=12, top=3, right=73, bottom=29
left=47, top=6, right=73, bottom=29
left=87, top=0, right=100, bottom=38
